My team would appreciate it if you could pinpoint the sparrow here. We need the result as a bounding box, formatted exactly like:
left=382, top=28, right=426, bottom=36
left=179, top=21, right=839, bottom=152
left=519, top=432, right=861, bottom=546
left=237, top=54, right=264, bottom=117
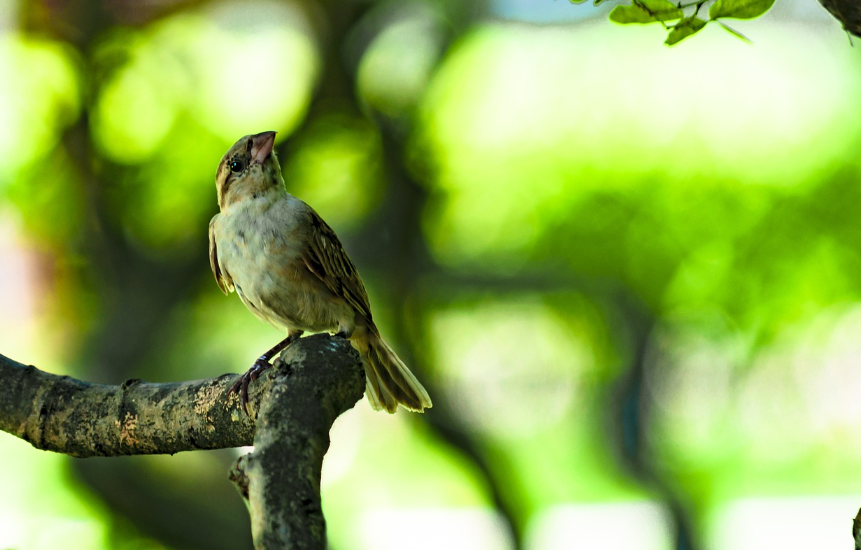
left=209, top=131, right=432, bottom=414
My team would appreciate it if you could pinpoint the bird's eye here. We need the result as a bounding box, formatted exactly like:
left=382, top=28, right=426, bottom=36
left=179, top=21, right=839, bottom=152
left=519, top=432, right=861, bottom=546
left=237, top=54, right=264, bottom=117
left=229, top=160, right=245, bottom=174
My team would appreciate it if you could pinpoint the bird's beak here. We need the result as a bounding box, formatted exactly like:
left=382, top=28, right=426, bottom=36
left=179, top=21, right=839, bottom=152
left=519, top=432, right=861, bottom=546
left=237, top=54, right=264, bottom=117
left=250, top=131, right=277, bottom=165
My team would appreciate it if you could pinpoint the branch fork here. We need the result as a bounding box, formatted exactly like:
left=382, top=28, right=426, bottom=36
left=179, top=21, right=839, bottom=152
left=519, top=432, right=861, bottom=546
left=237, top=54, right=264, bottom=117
left=0, top=333, right=366, bottom=550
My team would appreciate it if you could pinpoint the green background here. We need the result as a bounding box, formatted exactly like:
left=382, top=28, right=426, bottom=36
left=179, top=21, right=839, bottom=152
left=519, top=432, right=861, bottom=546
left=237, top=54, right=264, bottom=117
left=1, top=0, right=860, bottom=549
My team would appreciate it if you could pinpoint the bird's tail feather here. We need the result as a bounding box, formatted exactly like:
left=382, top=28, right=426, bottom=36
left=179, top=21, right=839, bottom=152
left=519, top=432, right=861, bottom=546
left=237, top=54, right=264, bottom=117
left=352, top=329, right=432, bottom=413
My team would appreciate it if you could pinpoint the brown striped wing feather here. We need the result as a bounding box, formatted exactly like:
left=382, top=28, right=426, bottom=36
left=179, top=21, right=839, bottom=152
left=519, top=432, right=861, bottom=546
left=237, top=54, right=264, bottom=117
left=300, top=208, right=373, bottom=322
left=209, top=216, right=233, bottom=295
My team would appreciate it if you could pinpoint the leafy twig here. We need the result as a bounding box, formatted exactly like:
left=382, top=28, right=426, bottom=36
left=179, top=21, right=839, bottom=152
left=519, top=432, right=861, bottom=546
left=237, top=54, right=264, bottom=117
left=607, top=0, right=775, bottom=45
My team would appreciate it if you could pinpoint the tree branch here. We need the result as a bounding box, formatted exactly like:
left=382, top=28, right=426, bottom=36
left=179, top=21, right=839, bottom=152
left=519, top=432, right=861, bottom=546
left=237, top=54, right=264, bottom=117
left=1, top=356, right=250, bottom=457
left=0, top=333, right=363, bottom=457
left=1, top=334, right=365, bottom=550
left=229, top=334, right=366, bottom=549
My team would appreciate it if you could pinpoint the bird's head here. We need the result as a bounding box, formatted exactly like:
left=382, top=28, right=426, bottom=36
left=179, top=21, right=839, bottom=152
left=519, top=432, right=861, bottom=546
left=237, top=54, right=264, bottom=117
left=215, top=131, right=283, bottom=210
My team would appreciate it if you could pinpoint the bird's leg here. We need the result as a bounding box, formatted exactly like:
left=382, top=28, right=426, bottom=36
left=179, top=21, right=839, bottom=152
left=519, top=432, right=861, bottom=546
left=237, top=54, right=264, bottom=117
left=334, top=323, right=353, bottom=339
left=229, top=329, right=303, bottom=414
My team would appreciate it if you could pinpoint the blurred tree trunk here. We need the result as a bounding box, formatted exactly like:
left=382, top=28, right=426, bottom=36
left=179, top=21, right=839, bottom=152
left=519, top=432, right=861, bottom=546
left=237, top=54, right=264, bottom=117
left=352, top=120, right=527, bottom=547
left=609, top=294, right=700, bottom=550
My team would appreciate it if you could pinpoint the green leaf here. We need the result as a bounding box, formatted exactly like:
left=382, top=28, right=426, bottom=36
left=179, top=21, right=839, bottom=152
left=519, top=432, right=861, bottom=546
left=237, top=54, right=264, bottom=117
left=568, top=0, right=590, bottom=4
left=593, top=0, right=613, bottom=5
left=709, top=0, right=776, bottom=19
left=665, top=17, right=708, bottom=45
left=717, top=20, right=752, bottom=42
left=609, top=0, right=684, bottom=24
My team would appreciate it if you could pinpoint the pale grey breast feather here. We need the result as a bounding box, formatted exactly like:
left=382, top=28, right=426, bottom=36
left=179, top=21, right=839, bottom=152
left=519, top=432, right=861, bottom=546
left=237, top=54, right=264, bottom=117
left=216, top=190, right=352, bottom=333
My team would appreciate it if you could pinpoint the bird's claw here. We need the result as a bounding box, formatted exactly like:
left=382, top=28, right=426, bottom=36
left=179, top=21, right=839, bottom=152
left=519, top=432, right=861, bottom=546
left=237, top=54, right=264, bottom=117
left=228, top=357, right=273, bottom=415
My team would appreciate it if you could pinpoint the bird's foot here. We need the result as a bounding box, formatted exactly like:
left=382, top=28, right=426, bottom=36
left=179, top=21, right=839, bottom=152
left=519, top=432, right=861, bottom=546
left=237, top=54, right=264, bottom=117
left=228, top=356, right=273, bottom=415
left=227, top=332, right=302, bottom=415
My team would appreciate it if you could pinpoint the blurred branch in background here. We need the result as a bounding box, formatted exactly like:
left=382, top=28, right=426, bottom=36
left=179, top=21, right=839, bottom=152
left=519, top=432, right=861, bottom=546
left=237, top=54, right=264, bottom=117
left=608, top=292, right=698, bottom=550
left=816, top=0, right=861, bottom=37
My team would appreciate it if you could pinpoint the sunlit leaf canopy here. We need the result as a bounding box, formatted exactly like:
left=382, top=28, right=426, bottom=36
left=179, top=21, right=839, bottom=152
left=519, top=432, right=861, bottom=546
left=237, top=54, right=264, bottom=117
left=418, top=23, right=861, bottom=325
left=2, top=1, right=861, bottom=549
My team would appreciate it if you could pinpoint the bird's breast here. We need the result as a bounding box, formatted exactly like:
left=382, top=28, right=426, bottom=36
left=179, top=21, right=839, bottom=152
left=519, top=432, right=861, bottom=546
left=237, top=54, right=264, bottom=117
left=213, top=198, right=348, bottom=332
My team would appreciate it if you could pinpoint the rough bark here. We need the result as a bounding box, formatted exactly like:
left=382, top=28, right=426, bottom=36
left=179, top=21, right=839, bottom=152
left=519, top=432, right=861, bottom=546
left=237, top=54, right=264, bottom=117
left=229, top=335, right=366, bottom=550
left=0, top=333, right=365, bottom=550
left=1, top=358, right=253, bottom=458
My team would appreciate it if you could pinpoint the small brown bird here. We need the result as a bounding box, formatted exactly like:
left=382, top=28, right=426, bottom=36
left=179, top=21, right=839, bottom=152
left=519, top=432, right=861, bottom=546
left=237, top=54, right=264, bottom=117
left=209, top=131, right=432, bottom=414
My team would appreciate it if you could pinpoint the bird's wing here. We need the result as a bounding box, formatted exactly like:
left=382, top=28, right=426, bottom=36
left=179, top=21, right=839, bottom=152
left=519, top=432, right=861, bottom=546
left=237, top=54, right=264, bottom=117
left=209, top=216, right=233, bottom=295
left=300, top=208, right=373, bottom=321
